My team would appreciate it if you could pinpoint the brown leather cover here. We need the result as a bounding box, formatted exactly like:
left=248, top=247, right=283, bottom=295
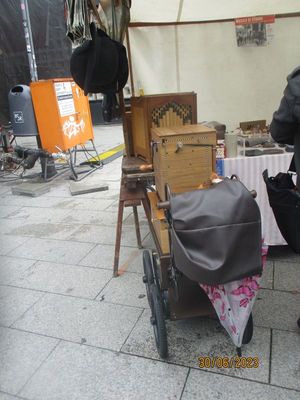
left=170, top=178, right=262, bottom=285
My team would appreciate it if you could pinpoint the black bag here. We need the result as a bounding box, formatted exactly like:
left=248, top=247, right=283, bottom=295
left=170, top=177, right=262, bottom=285
left=70, top=22, right=129, bottom=95
left=263, top=156, right=300, bottom=253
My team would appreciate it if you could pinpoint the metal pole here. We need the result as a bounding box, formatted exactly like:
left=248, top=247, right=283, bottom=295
left=20, top=0, right=38, bottom=81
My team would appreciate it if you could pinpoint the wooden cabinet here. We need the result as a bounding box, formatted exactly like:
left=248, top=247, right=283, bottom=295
left=152, top=124, right=216, bottom=201
left=131, top=92, right=197, bottom=162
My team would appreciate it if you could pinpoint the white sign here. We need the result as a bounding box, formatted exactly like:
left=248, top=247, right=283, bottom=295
left=54, top=82, right=75, bottom=117
left=235, top=15, right=275, bottom=47
left=13, top=111, right=24, bottom=123
left=62, top=116, right=85, bottom=139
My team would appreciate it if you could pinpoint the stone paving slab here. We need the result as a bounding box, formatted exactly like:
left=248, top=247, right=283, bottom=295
left=260, top=260, right=273, bottom=289
left=274, top=261, right=300, bottom=292
left=253, top=288, right=300, bottom=332
left=0, top=206, right=22, bottom=218
left=124, top=249, right=144, bottom=274
left=68, top=224, right=149, bottom=247
left=141, top=233, right=155, bottom=249
left=0, top=327, right=58, bottom=395
left=0, top=195, right=47, bottom=207
left=10, top=238, right=95, bottom=265
left=11, top=182, right=51, bottom=197
left=10, top=261, right=112, bottom=299
left=78, top=243, right=142, bottom=273
left=57, top=197, right=116, bottom=211
left=0, top=186, right=10, bottom=195
left=271, top=329, right=300, bottom=390
left=19, top=341, right=188, bottom=400
left=0, top=235, right=29, bottom=256
left=60, top=209, right=120, bottom=226
left=267, top=245, right=300, bottom=262
left=64, top=186, right=120, bottom=200
left=69, top=181, right=109, bottom=196
left=98, top=271, right=148, bottom=308
left=8, top=222, right=81, bottom=241
left=0, top=256, right=36, bottom=285
left=0, top=286, right=44, bottom=327
left=12, top=293, right=142, bottom=351
left=122, top=309, right=271, bottom=383
left=182, top=368, right=300, bottom=400
left=6, top=207, right=73, bottom=223
left=0, top=392, right=20, bottom=399
left=0, top=219, right=27, bottom=235
left=122, top=212, right=149, bottom=228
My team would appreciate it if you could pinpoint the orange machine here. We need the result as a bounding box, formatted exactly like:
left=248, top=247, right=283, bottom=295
left=30, top=78, right=94, bottom=153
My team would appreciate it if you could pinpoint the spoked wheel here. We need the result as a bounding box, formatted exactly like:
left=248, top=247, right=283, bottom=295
left=242, top=313, right=253, bottom=345
left=142, top=250, right=154, bottom=306
left=150, top=283, right=168, bottom=359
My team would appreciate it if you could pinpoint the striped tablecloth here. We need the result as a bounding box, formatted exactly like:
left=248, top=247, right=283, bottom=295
left=223, top=152, right=293, bottom=246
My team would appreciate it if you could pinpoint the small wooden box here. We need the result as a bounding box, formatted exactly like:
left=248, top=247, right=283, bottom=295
left=148, top=191, right=170, bottom=254
left=152, top=124, right=216, bottom=201
left=131, top=92, right=197, bottom=162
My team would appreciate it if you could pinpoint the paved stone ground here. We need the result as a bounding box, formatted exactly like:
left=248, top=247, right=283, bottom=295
left=0, top=125, right=299, bottom=399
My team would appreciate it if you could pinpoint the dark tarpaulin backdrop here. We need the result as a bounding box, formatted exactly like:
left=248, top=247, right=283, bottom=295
left=0, top=0, right=72, bottom=125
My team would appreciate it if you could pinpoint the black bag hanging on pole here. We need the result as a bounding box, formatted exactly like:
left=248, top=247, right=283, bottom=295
left=263, top=156, right=300, bottom=253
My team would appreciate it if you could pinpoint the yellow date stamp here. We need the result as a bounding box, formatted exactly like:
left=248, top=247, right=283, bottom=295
left=198, top=356, right=259, bottom=369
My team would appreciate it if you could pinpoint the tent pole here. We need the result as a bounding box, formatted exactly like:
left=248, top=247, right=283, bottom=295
left=118, top=89, right=132, bottom=157
left=125, top=28, right=135, bottom=96
left=20, top=0, right=38, bottom=82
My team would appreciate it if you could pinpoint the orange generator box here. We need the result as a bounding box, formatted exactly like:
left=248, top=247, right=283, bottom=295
left=30, top=78, right=94, bottom=153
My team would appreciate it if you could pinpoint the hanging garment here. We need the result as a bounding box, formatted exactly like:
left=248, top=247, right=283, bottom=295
left=98, top=0, right=131, bottom=42
left=102, top=92, right=121, bottom=122
left=70, top=22, right=128, bottom=95
left=65, top=0, right=92, bottom=43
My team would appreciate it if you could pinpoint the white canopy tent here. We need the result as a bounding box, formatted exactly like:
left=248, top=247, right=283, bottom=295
left=130, top=0, right=299, bottom=23
left=127, top=1, right=300, bottom=130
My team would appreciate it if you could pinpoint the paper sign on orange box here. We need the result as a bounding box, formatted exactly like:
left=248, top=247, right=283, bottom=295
left=30, top=78, right=94, bottom=153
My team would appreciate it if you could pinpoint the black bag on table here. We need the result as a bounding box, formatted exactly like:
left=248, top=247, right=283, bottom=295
left=263, top=156, right=300, bottom=253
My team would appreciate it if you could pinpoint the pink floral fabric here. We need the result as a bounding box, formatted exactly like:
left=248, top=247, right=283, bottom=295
left=199, top=243, right=268, bottom=347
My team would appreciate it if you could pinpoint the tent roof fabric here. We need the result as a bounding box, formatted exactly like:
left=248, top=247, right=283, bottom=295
left=130, top=0, right=300, bottom=23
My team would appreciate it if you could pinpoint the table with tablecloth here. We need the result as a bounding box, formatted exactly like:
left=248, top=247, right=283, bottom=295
left=223, top=152, right=293, bottom=246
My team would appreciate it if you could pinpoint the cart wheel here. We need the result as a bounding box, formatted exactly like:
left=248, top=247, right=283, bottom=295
left=150, top=284, right=168, bottom=359
left=142, top=250, right=154, bottom=306
left=242, top=313, right=253, bottom=345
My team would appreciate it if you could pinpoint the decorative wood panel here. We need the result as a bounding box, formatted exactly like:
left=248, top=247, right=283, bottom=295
left=131, top=92, right=197, bottom=162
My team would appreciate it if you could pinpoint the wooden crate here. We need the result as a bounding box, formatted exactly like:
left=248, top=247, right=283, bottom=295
left=131, top=92, right=197, bottom=162
left=147, top=191, right=170, bottom=254
left=152, top=124, right=216, bottom=201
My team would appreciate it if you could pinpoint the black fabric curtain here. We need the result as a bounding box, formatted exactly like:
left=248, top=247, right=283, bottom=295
left=0, top=0, right=72, bottom=124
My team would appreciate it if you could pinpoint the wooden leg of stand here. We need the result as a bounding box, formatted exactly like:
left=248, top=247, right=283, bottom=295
left=113, top=198, right=125, bottom=277
left=141, top=196, right=152, bottom=225
left=133, top=205, right=142, bottom=249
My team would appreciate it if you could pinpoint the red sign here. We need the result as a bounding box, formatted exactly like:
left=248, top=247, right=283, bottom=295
left=235, top=15, right=275, bottom=25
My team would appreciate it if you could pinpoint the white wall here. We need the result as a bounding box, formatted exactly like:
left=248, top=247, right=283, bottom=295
left=129, top=16, right=300, bottom=131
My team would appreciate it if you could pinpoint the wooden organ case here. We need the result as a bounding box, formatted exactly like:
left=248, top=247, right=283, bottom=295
left=130, top=92, right=197, bottom=162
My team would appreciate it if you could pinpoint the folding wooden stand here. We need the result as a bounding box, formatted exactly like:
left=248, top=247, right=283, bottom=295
left=113, top=157, right=154, bottom=277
